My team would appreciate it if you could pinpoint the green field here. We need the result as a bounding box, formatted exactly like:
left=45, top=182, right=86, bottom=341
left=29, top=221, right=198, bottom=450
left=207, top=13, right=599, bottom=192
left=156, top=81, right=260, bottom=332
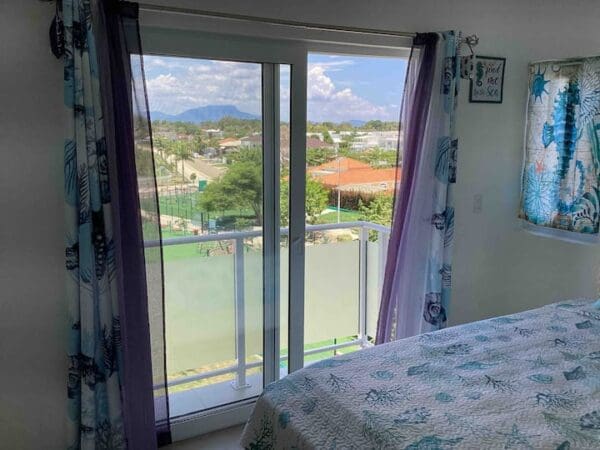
left=317, top=207, right=362, bottom=224
left=147, top=193, right=363, bottom=231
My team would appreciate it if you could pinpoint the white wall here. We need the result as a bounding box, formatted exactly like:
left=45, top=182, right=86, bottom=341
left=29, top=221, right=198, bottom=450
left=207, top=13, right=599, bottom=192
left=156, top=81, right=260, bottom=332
left=0, top=1, right=67, bottom=449
left=3, top=0, right=600, bottom=447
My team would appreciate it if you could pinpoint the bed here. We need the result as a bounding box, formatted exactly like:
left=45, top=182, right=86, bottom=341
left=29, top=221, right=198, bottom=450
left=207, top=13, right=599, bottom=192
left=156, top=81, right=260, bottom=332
left=240, top=299, right=600, bottom=449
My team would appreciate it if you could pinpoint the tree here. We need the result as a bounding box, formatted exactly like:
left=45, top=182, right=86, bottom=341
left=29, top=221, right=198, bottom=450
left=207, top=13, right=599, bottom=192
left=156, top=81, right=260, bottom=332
left=306, top=147, right=336, bottom=166
left=280, top=178, right=290, bottom=226
left=227, top=147, right=262, bottom=165
left=134, top=148, right=155, bottom=177
left=171, top=140, right=193, bottom=182
left=358, top=194, right=393, bottom=226
left=280, top=177, right=329, bottom=225
left=358, top=194, right=393, bottom=240
left=153, top=135, right=169, bottom=159
left=360, top=148, right=398, bottom=168
left=338, top=132, right=356, bottom=152
left=305, top=177, right=329, bottom=224
left=197, top=162, right=263, bottom=224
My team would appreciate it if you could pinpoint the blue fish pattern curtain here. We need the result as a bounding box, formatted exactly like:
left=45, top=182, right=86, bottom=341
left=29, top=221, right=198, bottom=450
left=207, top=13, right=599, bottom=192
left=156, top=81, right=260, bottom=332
left=64, top=0, right=125, bottom=447
left=520, top=58, right=600, bottom=241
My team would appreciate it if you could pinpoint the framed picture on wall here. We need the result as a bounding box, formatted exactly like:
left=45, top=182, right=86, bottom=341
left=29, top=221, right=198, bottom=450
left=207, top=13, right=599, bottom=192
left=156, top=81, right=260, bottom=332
left=469, top=56, right=506, bottom=103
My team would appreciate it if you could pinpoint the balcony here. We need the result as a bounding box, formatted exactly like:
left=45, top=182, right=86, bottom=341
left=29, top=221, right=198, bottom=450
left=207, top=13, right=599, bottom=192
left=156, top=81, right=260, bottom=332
left=146, top=221, right=390, bottom=418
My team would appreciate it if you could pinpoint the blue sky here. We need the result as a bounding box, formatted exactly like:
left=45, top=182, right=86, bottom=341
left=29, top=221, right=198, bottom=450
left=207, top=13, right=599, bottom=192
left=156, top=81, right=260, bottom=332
left=144, top=53, right=406, bottom=122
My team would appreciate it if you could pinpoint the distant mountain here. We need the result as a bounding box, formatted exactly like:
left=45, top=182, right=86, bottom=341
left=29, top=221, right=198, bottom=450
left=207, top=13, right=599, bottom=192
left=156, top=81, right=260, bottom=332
left=348, top=119, right=367, bottom=127
left=150, top=105, right=260, bottom=123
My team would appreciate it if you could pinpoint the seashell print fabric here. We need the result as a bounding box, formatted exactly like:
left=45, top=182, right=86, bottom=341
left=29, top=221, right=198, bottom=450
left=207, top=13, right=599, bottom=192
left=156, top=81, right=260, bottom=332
left=63, top=0, right=125, bottom=447
left=242, top=300, right=600, bottom=449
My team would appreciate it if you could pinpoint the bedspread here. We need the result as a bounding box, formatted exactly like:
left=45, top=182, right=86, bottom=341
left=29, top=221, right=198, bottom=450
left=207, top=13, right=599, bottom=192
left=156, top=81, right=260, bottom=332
left=241, top=299, right=600, bottom=449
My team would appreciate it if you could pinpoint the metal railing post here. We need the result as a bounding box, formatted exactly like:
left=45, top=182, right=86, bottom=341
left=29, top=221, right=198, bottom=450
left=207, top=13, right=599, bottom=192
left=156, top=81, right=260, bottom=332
left=358, top=226, right=368, bottom=348
left=232, top=237, right=250, bottom=389
left=378, top=230, right=390, bottom=298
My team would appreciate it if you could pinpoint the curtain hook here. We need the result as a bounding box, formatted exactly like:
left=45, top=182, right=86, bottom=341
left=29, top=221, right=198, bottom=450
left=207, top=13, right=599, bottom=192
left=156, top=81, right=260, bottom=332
left=48, top=0, right=64, bottom=59
left=465, top=34, right=479, bottom=56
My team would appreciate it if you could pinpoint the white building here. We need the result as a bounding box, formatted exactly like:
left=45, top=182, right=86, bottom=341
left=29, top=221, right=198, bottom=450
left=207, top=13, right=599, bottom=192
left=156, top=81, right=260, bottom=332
left=203, top=128, right=223, bottom=138
left=351, top=131, right=399, bottom=151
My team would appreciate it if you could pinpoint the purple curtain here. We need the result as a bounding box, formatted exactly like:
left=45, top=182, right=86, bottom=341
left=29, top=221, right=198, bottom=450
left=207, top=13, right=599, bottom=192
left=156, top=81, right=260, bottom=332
left=376, top=34, right=438, bottom=344
left=95, top=0, right=170, bottom=447
left=376, top=32, right=461, bottom=343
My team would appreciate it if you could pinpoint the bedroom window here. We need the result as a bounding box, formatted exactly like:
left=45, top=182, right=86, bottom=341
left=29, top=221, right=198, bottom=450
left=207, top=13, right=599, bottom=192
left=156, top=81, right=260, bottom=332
left=138, top=20, right=409, bottom=439
left=519, top=59, right=600, bottom=243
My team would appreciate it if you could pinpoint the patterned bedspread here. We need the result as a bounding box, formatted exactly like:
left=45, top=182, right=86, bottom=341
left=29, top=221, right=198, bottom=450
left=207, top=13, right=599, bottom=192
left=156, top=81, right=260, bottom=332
left=241, top=300, right=600, bottom=449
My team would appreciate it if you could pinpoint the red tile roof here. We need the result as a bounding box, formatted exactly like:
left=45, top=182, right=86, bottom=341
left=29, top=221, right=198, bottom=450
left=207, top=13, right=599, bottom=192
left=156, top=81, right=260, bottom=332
left=219, top=137, right=240, bottom=146
left=309, top=157, right=401, bottom=190
left=312, top=157, right=369, bottom=172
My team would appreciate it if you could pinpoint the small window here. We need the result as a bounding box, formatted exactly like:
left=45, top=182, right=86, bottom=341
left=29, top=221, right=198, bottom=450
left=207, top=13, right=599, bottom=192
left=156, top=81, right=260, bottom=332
left=520, top=59, right=600, bottom=243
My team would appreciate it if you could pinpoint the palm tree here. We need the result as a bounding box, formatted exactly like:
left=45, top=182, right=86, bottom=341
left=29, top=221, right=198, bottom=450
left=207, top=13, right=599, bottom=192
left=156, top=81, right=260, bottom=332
left=171, top=140, right=194, bottom=183
left=153, top=135, right=168, bottom=159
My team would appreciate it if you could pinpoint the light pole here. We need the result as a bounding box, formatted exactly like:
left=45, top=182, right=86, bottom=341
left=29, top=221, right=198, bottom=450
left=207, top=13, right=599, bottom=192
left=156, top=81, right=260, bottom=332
left=336, top=146, right=341, bottom=224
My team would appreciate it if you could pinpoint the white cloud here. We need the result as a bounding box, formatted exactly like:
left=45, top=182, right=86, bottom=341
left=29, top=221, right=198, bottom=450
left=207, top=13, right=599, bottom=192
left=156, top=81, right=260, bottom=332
left=311, top=59, right=355, bottom=71
left=145, top=57, right=169, bottom=68
left=143, top=56, right=399, bottom=122
left=306, top=63, right=397, bottom=122
left=144, top=57, right=262, bottom=115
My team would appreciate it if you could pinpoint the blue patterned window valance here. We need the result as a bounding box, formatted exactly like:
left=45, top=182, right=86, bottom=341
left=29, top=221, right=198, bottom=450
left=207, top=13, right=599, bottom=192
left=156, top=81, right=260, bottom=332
left=519, top=58, right=600, bottom=243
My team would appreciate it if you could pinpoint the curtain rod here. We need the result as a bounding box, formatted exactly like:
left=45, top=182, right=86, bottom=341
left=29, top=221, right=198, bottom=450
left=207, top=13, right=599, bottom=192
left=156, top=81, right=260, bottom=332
left=530, top=56, right=597, bottom=65
left=136, top=3, right=417, bottom=38
left=44, top=1, right=478, bottom=46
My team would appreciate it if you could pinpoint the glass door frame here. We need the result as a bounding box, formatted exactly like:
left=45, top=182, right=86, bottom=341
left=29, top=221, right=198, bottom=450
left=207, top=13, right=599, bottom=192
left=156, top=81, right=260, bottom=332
left=139, top=26, right=307, bottom=440
left=138, top=20, right=411, bottom=441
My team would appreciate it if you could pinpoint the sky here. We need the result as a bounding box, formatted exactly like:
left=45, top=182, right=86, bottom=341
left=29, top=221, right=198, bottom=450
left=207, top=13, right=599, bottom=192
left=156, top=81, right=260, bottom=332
left=144, top=53, right=407, bottom=123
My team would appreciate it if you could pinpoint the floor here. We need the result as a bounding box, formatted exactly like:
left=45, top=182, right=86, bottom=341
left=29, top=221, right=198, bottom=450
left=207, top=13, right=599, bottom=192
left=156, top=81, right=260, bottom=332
left=169, top=373, right=263, bottom=417
left=166, top=425, right=244, bottom=450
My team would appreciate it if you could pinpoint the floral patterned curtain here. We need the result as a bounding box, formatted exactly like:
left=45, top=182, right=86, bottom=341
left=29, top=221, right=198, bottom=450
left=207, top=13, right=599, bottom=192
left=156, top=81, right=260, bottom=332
left=64, top=0, right=125, bottom=447
left=520, top=58, right=600, bottom=242
left=377, top=31, right=461, bottom=343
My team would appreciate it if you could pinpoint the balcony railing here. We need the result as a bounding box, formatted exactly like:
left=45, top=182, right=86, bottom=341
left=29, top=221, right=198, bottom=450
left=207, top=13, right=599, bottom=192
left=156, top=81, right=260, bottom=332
left=146, top=220, right=390, bottom=393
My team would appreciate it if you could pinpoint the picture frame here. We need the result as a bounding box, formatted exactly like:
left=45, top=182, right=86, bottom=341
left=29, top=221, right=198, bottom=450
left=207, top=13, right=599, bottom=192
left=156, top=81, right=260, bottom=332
left=469, top=56, right=506, bottom=104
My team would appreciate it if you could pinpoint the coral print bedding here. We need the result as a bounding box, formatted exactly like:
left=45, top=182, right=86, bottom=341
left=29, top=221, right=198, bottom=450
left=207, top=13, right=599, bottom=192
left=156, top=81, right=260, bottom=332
left=241, top=299, right=600, bottom=449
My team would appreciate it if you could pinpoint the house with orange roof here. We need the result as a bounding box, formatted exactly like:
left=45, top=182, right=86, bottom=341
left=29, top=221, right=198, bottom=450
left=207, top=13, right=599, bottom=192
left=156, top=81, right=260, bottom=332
left=218, top=137, right=242, bottom=149
left=308, top=157, right=401, bottom=194
left=218, top=137, right=242, bottom=155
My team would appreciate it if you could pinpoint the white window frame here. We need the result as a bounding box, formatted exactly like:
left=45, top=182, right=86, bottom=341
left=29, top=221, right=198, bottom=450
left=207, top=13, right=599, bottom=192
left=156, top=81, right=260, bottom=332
left=138, top=13, right=410, bottom=441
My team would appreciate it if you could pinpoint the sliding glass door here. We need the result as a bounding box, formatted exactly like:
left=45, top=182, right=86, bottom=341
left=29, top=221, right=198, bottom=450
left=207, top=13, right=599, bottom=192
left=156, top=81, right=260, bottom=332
left=139, top=27, right=306, bottom=438
left=138, top=24, right=408, bottom=440
left=302, top=52, right=406, bottom=366
left=146, top=56, right=267, bottom=417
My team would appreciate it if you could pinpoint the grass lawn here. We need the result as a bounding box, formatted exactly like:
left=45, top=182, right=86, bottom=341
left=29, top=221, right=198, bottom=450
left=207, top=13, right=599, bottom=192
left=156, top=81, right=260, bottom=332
left=317, top=208, right=362, bottom=224
left=159, top=229, right=232, bottom=262
left=153, top=193, right=255, bottom=222
left=154, top=194, right=363, bottom=223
